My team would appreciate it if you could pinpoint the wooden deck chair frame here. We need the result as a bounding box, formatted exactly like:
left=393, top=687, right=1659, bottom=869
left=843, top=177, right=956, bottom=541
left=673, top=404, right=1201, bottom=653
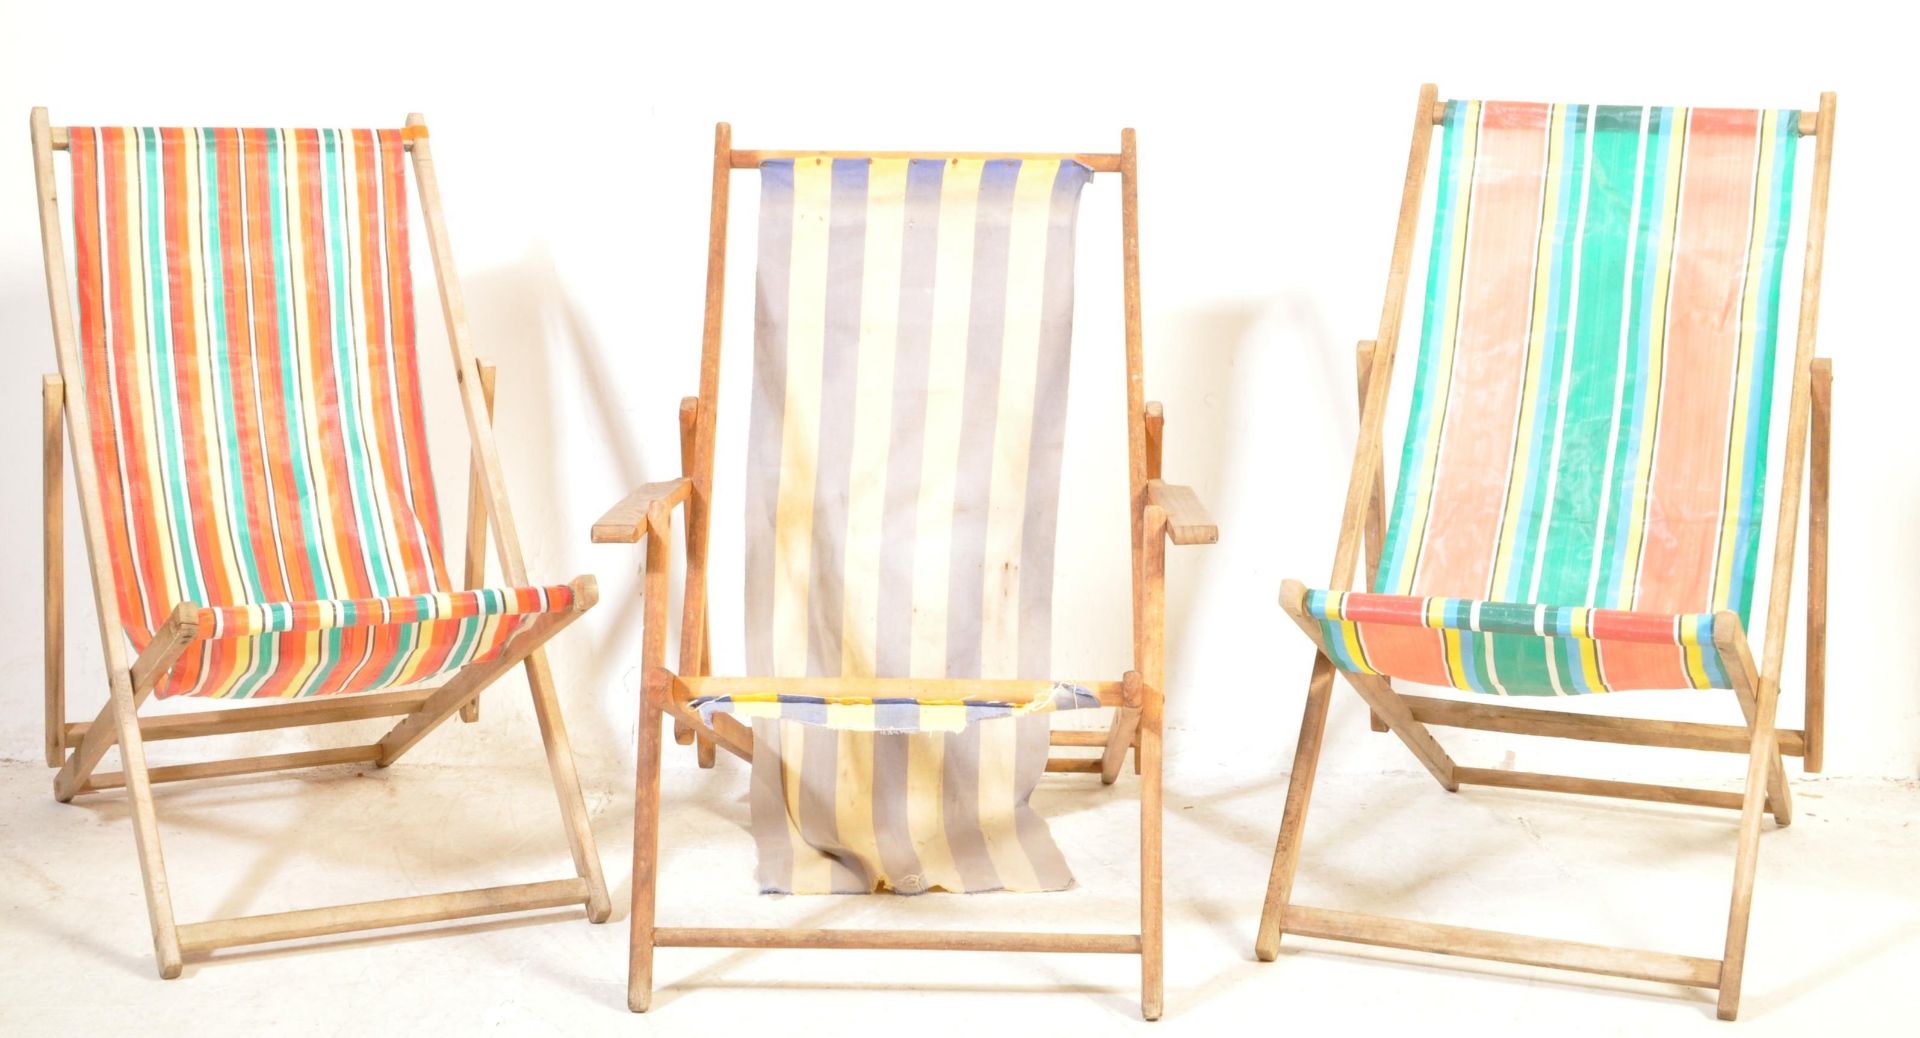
left=31, top=108, right=612, bottom=976
left=593, top=124, right=1216, bottom=1020
left=1251, top=85, right=1834, bottom=1020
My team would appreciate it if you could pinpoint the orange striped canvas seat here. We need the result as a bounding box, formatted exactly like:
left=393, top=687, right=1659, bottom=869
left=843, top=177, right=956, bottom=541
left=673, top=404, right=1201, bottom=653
left=65, top=126, right=573, bottom=699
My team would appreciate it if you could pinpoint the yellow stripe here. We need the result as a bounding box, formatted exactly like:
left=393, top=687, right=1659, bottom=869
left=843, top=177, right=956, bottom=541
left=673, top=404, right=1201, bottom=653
left=978, top=160, right=1061, bottom=677
left=1395, top=101, right=1479, bottom=594
left=770, top=159, right=834, bottom=675
left=1442, top=628, right=1469, bottom=689
left=1712, top=111, right=1777, bottom=609
left=124, top=129, right=185, bottom=616
left=976, top=719, right=1042, bottom=890
left=838, top=159, right=909, bottom=678
left=1336, top=622, right=1376, bottom=675
left=833, top=729, right=881, bottom=891
left=908, top=159, right=984, bottom=677
left=780, top=721, right=835, bottom=893
left=905, top=731, right=960, bottom=889
left=1618, top=107, right=1690, bottom=608
left=1490, top=103, right=1565, bottom=596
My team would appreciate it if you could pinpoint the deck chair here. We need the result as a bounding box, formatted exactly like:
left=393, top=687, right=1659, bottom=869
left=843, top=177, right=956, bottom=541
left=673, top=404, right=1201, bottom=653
left=31, top=109, right=611, bottom=976
left=595, top=125, right=1215, bottom=1019
left=1253, top=86, right=1834, bottom=1019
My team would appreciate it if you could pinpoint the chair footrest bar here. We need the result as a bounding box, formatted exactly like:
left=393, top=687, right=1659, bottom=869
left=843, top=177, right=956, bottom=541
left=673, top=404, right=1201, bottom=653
left=81, top=744, right=385, bottom=793
left=1050, top=729, right=1108, bottom=746
left=177, top=878, right=592, bottom=953
left=1454, top=767, right=1744, bottom=810
left=62, top=687, right=442, bottom=746
left=1045, top=757, right=1103, bottom=773
left=653, top=927, right=1141, bottom=954
left=1282, top=906, right=1720, bottom=988
left=1398, top=694, right=1806, bottom=757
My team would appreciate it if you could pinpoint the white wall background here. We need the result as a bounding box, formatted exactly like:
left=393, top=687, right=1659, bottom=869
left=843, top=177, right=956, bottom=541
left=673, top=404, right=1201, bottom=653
left=1, top=0, right=1911, bottom=788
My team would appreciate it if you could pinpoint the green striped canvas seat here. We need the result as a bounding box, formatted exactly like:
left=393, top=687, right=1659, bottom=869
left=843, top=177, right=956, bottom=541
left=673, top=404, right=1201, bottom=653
left=1308, top=101, right=1801, bottom=695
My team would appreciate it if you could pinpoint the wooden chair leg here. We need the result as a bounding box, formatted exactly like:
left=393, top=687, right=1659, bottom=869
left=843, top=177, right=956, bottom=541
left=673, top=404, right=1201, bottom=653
left=1353, top=341, right=1390, bottom=736
left=1277, top=582, right=1457, bottom=790
left=44, top=374, right=65, bottom=768
left=1804, top=357, right=1830, bottom=773
left=107, top=672, right=184, bottom=977
left=522, top=648, right=614, bottom=922
left=694, top=614, right=716, bottom=768
left=1716, top=674, right=1782, bottom=1020
left=1138, top=510, right=1167, bottom=1021
left=1719, top=624, right=1793, bottom=826
left=630, top=514, right=672, bottom=1013
left=459, top=358, right=499, bottom=725
left=1716, top=619, right=1787, bottom=1020
left=1255, top=653, right=1335, bottom=961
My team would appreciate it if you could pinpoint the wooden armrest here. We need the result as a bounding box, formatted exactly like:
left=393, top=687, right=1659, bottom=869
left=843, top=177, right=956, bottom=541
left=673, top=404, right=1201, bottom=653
left=1145, top=479, right=1217, bottom=545
left=591, top=478, right=692, bottom=543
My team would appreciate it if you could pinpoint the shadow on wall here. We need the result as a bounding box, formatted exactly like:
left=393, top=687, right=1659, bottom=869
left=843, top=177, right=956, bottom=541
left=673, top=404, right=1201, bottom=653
left=459, top=245, right=664, bottom=764
left=1154, top=289, right=1349, bottom=743
left=1149, top=301, right=1260, bottom=711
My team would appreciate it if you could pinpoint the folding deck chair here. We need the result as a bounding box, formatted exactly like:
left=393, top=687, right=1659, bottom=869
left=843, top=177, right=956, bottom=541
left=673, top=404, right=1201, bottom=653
left=1253, top=86, right=1834, bottom=1019
left=595, top=125, right=1215, bottom=1019
left=31, top=109, right=611, bottom=976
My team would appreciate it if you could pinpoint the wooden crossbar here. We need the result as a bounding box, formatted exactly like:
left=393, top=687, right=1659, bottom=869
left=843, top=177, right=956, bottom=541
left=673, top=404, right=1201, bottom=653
left=728, top=149, right=1124, bottom=171
left=654, top=927, right=1141, bottom=955
left=675, top=675, right=1129, bottom=708
left=64, top=687, right=439, bottom=746
left=82, top=745, right=383, bottom=794
left=1400, top=694, right=1808, bottom=757
left=176, top=878, right=592, bottom=953
left=46, top=126, right=422, bottom=152
left=1453, top=767, right=1747, bottom=811
left=1283, top=906, right=1721, bottom=988
left=1427, top=101, right=1821, bottom=138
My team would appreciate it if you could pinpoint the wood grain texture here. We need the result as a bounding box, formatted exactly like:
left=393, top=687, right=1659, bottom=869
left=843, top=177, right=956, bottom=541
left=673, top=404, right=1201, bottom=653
left=459, top=358, right=498, bottom=723
left=1283, top=906, right=1720, bottom=988
left=591, top=479, right=692, bottom=543
left=655, top=927, right=1140, bottom=953
left=1145, top=479, right=1218, bottom=544
left=177, top=879, right=591, bottom=953
left=43, top=374, right=64, bottom=766
left=1805, top=357, right=1831, bottom=772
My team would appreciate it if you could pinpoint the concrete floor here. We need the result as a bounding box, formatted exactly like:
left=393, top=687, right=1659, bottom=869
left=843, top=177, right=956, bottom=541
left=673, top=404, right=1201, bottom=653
left=1, top=741, right=1914, bottom=1036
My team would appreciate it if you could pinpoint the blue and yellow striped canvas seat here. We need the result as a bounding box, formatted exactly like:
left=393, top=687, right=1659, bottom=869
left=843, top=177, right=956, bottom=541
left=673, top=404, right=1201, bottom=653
left=709, top=156, right=1100, bottom=894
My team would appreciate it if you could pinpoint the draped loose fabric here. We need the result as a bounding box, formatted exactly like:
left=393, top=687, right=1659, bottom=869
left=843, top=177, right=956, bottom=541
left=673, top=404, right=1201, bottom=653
left=66, top=127, right=572, bottom=699
left=1311, top=102, right=1800, bottom=696
left=729, top=156, right=1096, bottom=893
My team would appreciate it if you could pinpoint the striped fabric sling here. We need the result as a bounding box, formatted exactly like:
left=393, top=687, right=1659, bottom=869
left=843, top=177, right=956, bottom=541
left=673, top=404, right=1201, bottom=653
left=65, top=127, right=573, bottom=700
left=692, top=156, right=1099, bottom=894
left=1309, top=102, right=1801, bottom=695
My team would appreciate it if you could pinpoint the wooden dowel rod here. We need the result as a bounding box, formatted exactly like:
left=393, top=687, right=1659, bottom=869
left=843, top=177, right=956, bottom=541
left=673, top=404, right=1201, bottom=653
left=45, top=126, right=423, bottom=151
left=1282, top=905, right=1721, bottom=988
left=82, top=745, right=383, bottom=793
left=654, top=927, right=1141, bottom=954
left=1453, top=767, right=1745, bottom=811
left=1426, top=103, right=1819, bottom=138
left=1050, top=729, right=1109, bottom=746
left=65, top=687, right=440, bottom=745
left=1399, top=694, right=1806, bottom=757
left=677, top=676, right=1126, bottom=707
left=44, top=374, right=65, bottom=767
left=728, top=149, right=1123, bottom=172
left=1046, top=757, right=1104, bottom=774
left=176, top=878, right=590, bottom=953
